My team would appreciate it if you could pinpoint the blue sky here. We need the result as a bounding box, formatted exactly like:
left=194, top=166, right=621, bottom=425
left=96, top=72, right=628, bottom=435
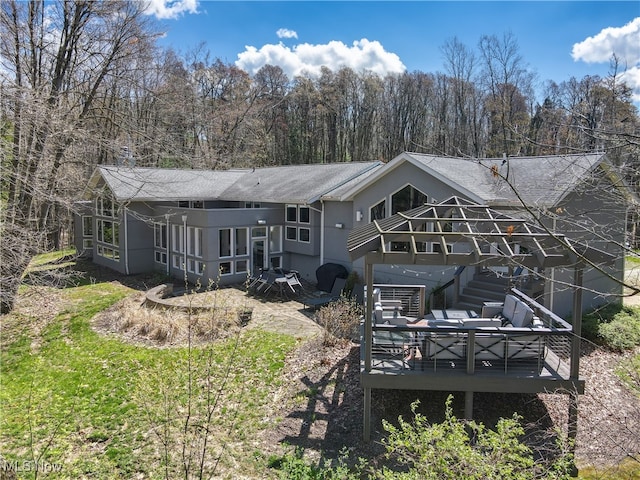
left=149, top=1, right=640, bottom=103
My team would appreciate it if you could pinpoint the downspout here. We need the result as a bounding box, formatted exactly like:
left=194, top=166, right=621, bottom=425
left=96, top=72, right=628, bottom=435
left=165, top=213, right=170, bottom=276
left=182, top=214, right=188, bottom=278
left=549, top=216, right=556, bottom=311
left=123, top=206, right=130, bottom=275
left=320, top=201, right=325, bottom=266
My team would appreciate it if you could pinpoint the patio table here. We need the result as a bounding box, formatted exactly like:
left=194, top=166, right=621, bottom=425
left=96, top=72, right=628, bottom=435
left=430, top=309, right=479, bottom=321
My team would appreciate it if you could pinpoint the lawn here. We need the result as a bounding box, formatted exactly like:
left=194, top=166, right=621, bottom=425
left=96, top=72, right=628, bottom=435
left=0, top=254, right=297, bottom=479
left=2, top=252, right=639, bottom=479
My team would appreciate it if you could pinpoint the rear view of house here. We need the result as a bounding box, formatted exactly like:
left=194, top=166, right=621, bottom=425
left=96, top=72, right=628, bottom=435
left=75, top=151, right=627, bottom=317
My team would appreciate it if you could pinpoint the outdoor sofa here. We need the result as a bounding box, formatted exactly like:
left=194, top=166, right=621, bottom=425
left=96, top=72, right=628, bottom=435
left=373, top=293, right=546, bottom=364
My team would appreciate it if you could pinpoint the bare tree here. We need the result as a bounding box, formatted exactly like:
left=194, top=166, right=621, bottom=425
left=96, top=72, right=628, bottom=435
left=0, top=0, right=158, bottom=312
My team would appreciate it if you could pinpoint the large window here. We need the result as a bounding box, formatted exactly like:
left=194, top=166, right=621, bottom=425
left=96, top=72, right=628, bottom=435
left=155, top=223, right=167, bottom=249
left=154, top=223, right=168, bottom=265
left=96, top=219, right=119, bottom=261
left=235, top=228, right=248, bottom=256
left=95, top=193, right=119, bottom=262
left=391, top=185, right=428, bottom=215
left=219, top=228, right=232, bottom=258
left=172, top=225, right=185, bottom=253
left=269, top=226, right=282, bottom=253
left=188, top=227, right=203, bottom=257
left=97, top=220, right=119, bottom=246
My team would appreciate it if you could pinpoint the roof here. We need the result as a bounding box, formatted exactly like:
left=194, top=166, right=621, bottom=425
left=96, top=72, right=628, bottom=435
left=347, top=196, right=614, bottom=269
left=87, top=166, right=247, bottom=202
left=85, top=162, right=381, bottom=203
left=340, top=152, right=606, bottom=208
left=86, top=152, right=607, bottom=208
left=218, top=162, right=381, bottom=204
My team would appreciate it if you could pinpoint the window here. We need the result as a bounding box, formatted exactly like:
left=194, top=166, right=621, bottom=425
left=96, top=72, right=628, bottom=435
left=298, top=228, right=310, bottom=243
left=195, top=261, right=205, bottom=275
left=236, top=260, right=248, bottom=274
left=219, top=228, right=231, bottom=258
left=97, top=220, right=119, bottom=246
left=245, top=202, right=261, bottom=208
left=252, top=227, right=266, bottom=238
left=155, top=251, right=167, bottom=264
left=391, top=185, right=428, bottom=215
left=286, top=205, right=297, bottom=222
left=178, top=200, right=204, bottom=208
left=286, top=226, right=297, bottom=241
left=82, top=216, right=93, bottom=236
left=172, top=225, right=184, bottom=253
left=172, top=254, right=182, bottom=269
left=269, top=226, right=282, bottom=253
left=299, top=206, right=310, bottom=223
left=154, top=223, right=168, bottom=249
left=270, top=256, right=282, bottom=269
left=98, top=196, right=114, bottom=217
left=83, top=239, right=93, bottom=250
left=219, top=261, right=232, bottom=275
left=370, top=200, right=386, bottom=221
left=188, top=227, right=203, bottom=257
left=96, top=218, right=119, bottom=261
left=235, top=228, right=248, bottom=256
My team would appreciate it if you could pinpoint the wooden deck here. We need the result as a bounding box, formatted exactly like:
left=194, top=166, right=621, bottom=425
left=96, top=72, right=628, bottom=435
left=361, top=347, right=584, bottom=394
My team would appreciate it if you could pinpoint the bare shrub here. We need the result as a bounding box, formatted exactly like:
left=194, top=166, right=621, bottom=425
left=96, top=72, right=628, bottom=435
left=96, top=294, right=242, bottom=346
left=315, top=297, right=362, bottom=346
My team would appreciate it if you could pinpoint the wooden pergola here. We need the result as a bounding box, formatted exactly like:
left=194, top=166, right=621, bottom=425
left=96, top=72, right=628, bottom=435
left=347, top=196, right=615, bottom=441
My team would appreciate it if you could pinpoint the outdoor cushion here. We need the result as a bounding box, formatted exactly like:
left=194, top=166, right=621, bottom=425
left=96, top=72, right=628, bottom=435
left=501, top=294, right=518, bottom=320
left=462, top=318, right=502, bottom=328
left=511, top=302, right=534, bottom=327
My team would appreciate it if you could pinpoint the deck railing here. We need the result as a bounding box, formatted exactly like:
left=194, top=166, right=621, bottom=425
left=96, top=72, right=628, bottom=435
left=367, top=286, right=575, bottom=380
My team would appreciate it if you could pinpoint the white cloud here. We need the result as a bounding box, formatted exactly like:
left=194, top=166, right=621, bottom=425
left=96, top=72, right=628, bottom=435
left=144, top=0, right=199, bottom=20
left=572, top=18, right=640, bottom=103
left=572, top=17, right=640, bottom=64
left=236, top=38, right=406, bottom=79
left=276, top=28, right=298, bottom=40
left=622, top=66, right=640, bottom=103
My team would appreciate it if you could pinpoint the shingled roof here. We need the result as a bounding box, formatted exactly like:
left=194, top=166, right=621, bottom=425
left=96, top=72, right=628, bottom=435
left=339, top=152, right=606, bottom=208
left=87, top=162, right=382, bottom=204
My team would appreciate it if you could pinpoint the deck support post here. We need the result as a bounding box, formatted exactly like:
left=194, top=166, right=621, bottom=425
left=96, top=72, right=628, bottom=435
left=464, top=391, right=474, bottom=419
left=364, top=387, right=371, bottom=442
left=363, top=259, right=374, bottom=442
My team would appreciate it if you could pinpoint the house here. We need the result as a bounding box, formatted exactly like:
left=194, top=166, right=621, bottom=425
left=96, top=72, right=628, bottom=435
left=75, top=152, right=626, bottom=316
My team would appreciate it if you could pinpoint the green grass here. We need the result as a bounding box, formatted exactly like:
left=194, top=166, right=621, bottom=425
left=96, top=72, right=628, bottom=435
left=1, top=261, right=297, bottom=479
left=578, top=458, right=640, bottom=479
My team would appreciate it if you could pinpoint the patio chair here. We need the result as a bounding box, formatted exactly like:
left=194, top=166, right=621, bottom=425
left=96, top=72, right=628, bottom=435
left=301, top=277, right=347, bottom=311
left=284, top=271, right=303, bottom=294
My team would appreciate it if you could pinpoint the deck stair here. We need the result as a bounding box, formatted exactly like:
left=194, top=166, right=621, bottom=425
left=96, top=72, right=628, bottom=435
left=454, top=270, right=511, bottom=313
